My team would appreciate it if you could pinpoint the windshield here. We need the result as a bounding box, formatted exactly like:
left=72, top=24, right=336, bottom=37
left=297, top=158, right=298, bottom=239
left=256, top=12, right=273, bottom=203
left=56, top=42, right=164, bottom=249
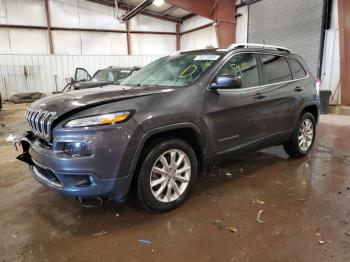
left=92, top=69, right=132, bottom=82
left=120, top=53, right=222, bottom=87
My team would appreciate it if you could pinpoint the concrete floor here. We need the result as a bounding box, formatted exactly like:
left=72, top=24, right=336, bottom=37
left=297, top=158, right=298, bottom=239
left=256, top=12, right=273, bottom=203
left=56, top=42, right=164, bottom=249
left=0, top=103, right=350, bottom=262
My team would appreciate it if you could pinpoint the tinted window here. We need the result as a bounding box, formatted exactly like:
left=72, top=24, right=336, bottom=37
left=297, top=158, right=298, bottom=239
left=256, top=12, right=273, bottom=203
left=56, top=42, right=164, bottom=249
left=260, top=55, right=292, bottom=84
left=218, top=53, right=260, bottom=88
left=288, top=58, right=307, bottom=79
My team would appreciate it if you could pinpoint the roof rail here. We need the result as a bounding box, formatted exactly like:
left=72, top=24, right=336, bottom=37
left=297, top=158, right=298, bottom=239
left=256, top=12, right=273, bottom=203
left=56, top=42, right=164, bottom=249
left=227, top=43, right=291, bottom=52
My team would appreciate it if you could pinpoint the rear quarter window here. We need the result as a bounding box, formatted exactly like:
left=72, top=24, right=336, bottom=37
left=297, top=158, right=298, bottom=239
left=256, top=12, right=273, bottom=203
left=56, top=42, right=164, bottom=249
left=260, top=54, right=292, bottom=84
left=287, top=58, right=307, bottom=79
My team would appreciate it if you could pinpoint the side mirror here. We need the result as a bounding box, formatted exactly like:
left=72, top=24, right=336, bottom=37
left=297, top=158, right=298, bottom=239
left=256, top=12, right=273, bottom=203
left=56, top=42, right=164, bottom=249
left=210, top=75, right=242, bottom=90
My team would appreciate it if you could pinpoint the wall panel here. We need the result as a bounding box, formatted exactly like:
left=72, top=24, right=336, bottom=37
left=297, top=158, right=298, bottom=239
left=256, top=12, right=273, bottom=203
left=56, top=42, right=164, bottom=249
left=0, top=0, right=178, bottom=57
left=0, top=0, right=46, bottom=26
left=0, top=29, right=10, bottom=53
left=78, top=0, right=125, bottom=30
left=130, top=14, right=176, bottom=32
left=235, top=6, right=248, bottom=43
left=49, top=0, right=80, bottom=28
left=52, top=31, right=82, bottom=54
left=180, top=16, right=212, bottom=32
left=81, top=32, right=127, bottom=55
left=131, top=34, right=176, bottom=55
left=8, top=29, right=48, bottom=54
left=180, top=26, right=217, bottom=50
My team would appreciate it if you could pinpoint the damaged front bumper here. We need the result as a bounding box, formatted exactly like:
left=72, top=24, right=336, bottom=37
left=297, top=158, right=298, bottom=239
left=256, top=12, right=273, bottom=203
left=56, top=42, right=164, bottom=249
left=16, top=131, right=131, bottom=201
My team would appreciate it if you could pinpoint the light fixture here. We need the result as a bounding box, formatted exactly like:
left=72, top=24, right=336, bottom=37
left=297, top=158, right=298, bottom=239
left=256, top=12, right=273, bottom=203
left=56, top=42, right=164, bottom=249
left=153, top=0, right=164, bottom=6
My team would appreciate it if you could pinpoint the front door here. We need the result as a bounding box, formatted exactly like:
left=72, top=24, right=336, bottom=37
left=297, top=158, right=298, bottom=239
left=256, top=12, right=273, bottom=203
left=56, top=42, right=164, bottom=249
left=204, top=52, right=268, bottom=155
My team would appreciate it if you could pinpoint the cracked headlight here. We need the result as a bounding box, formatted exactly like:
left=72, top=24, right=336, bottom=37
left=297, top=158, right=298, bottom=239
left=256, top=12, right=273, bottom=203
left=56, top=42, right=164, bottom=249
left=64, top=111, right=131, bottom=128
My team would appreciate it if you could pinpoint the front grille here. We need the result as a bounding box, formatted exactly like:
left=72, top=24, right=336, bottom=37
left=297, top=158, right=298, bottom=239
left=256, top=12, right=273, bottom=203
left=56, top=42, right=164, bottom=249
left=25, top=108, right=57, bottom=141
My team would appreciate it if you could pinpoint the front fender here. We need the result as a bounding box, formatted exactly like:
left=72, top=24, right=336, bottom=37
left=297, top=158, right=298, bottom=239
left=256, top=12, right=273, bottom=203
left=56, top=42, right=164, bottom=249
left=128, top=122, right=204, bottom=177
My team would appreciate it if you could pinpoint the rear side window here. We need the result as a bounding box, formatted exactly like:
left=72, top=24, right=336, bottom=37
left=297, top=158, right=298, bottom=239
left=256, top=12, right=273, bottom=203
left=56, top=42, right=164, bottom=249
left=218, top=53, right=260, bottom=88
left=287, top=58, right=307, bottom=79
left=260, top=54, right=292, bottom=84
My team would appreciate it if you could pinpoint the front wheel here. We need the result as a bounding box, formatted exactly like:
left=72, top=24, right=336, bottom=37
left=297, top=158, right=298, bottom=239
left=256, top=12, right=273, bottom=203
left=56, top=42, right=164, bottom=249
left=283, top=112, right=316, bottom=158
left=136, top=138, right=198, bottom=213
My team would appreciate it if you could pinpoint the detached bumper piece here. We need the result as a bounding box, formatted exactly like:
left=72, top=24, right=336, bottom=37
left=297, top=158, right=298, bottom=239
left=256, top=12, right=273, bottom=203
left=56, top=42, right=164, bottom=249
left=16, top=152, right=34, bottom=166
left=16, top=136, right=63, bottom=190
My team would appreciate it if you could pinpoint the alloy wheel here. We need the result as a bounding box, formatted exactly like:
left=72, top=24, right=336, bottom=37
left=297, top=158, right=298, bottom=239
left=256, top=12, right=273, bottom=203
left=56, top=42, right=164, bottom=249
left=298, top=118, right=314, bottom=151
left=150, top=149, right=191, bottom=203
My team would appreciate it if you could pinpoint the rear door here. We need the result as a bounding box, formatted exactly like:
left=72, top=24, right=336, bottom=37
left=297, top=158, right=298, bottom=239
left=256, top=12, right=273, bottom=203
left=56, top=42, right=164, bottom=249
left=258, top=53, right=302, bottom=140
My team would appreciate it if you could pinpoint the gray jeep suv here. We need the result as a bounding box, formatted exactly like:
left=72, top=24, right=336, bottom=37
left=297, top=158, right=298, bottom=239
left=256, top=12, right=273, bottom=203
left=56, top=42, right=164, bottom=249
left=18, top=44, right=320, bottom=213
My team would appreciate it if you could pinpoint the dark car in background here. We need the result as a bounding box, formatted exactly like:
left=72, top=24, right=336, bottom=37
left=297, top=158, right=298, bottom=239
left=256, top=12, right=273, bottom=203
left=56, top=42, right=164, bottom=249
left=18, top=44, right=319, bottom=213
left=63, top=66, right=141, bottom=92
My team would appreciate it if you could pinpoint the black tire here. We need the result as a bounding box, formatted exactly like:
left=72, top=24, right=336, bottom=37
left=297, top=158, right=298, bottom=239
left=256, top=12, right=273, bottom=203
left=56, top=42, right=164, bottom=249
left=283, top=112, right=316, bottom=158
left=136, top=138, right=198, bottom=213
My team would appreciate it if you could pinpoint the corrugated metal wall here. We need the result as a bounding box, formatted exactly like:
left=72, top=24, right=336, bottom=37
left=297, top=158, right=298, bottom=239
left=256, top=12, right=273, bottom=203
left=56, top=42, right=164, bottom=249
left=248, top=0, right=325, bottom=76
left=0, top=54, right=161, bottom=99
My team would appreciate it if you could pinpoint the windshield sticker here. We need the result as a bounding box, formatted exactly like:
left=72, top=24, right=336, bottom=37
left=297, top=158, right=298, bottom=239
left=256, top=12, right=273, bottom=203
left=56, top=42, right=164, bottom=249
left=121, top=70, right=131, bottom=73
left=194, top=55, right=220, bottom=61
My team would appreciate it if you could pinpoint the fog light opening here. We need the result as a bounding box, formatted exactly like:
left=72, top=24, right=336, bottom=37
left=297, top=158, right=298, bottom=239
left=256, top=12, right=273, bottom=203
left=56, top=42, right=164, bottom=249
left=64, top=175, right=93, bottom=187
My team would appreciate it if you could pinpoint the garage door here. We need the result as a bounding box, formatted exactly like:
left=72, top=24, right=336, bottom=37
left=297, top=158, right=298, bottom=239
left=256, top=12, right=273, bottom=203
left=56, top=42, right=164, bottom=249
left=248, top=0, right=325, bottom=77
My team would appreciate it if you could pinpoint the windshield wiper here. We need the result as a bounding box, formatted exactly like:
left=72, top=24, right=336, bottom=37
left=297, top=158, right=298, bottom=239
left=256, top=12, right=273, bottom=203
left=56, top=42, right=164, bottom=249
left=134, top=84, right=161, bottom=88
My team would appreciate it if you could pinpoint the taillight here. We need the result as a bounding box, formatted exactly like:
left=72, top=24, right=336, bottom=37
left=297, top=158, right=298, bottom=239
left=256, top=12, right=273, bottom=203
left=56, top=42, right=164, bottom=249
left=315, top=78, right=321, bottom=95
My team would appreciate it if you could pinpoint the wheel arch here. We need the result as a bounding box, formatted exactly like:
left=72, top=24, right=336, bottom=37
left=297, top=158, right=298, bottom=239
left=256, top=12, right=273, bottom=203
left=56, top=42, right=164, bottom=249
left=129, top=123, right=205, bottom=182
left=300, top=103, right=319, bottom=124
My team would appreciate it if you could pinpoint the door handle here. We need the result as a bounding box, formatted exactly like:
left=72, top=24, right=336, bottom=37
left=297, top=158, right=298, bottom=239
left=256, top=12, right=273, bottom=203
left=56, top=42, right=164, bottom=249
left=295, top=86, right=304, bottom=92
left=254, top=93, right=266, bottom=99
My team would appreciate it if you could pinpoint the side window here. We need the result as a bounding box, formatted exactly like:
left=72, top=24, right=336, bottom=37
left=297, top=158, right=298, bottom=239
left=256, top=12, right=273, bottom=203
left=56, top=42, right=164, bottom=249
left=287, top=58, right=307, bottom=79
left=74, top=68, right=91, bottom=81
left=260, top=55, right=292, bottom=84
left=218, top=53, right=260, bottom=88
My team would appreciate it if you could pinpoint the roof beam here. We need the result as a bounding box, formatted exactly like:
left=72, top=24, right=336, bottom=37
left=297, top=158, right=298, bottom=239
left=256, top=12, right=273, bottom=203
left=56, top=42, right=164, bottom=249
left=119, top=2, right=183, bottom=23
left=161, top=6, right=177, bottom=15
left=85, top=0, right=182, bottom=23
left=121, top=0, right=153, bottom=21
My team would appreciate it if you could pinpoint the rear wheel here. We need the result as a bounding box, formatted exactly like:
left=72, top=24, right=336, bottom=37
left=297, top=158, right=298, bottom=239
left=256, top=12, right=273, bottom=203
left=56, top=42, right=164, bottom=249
left=136, top=138, right=197, bottom=213
left=283, top=112, right=316, bottom=158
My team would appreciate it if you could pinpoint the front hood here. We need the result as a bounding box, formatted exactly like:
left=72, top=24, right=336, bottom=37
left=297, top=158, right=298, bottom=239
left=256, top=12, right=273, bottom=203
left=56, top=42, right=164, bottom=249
left=30, top=85, right=173, bottom=117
